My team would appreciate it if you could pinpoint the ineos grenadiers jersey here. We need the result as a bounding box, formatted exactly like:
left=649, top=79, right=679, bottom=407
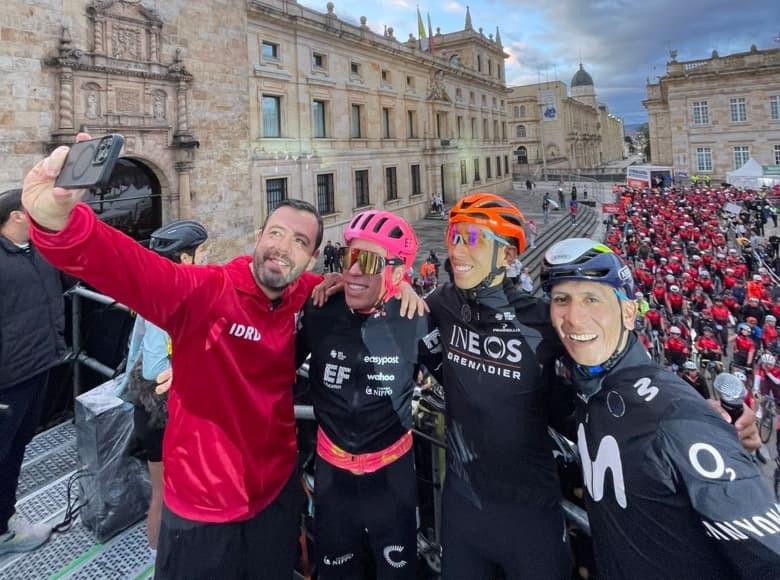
left=297, top=294, right=442, bottom=453
left=426, top=281, right=570, bottom=508
left=573, top=335, right=780, bottom=579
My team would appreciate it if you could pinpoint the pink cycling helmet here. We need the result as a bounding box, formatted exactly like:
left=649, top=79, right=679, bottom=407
left=343, top=210, right=418, bottom=300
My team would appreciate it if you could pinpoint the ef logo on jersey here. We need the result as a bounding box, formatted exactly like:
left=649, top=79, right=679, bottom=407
left=323, top=363, right=351, bottom=390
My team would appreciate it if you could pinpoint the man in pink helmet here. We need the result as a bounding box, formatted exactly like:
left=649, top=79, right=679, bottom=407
left=297, top=210, right=442, bottom=579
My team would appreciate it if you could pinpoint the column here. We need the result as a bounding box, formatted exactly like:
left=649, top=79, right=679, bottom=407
left=175, top=160, right=193, bottom=219
left=59, top=69, right=74, bottom=130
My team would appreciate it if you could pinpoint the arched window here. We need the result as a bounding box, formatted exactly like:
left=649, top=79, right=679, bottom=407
left=516, top=146, right=528, bottom=164
left=519, top=105, right=526, bottom=117
left=513, top=106, right=519, bottom=118
left=516, top=124, right=526, bottom=138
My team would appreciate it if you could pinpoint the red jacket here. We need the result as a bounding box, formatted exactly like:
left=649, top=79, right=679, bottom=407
left=30, top=204, right=322, bottom=523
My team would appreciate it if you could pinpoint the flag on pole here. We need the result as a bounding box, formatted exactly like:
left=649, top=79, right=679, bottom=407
left=427, top=12, right=434, bottom=55
left=417, top=7, right=426, bottom=50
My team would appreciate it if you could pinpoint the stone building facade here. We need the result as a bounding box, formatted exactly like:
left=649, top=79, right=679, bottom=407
left=1, top=0, right=511, bottom=259
left=644, top=46, right=780, bottom=180
left=507, top=64, right=624, bottom=177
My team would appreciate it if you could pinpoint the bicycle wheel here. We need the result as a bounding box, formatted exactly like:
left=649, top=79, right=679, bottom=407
left=759, top=411, right=775, bottom=444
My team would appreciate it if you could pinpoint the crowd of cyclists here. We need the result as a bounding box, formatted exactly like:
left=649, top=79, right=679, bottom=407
left=603, top=184, right=780, bottom=474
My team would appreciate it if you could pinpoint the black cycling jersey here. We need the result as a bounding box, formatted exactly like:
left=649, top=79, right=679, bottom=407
left=571, top=334, right=780, bottom=579
left=297, top=295, right=441, bottom=453
left=426, top=280, right=571, bottom=508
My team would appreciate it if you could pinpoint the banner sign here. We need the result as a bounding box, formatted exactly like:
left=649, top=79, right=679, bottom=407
left=540, top=89, right=557, bottom=121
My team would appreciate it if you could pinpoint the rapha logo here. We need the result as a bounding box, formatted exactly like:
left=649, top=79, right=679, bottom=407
left=228, top=322, right=261, bottom=342
left=383, top=545, right=407, bottom=569
left=323, top=553, right=354, bottom=566
left=577, top=423, right=627, bottom=509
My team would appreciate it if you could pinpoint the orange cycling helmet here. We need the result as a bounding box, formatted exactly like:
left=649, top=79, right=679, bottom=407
left=449, top=193, right=527, bottom=252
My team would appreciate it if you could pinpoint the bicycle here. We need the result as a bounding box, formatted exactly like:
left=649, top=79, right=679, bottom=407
left=756, top=390, right=777, bottom=445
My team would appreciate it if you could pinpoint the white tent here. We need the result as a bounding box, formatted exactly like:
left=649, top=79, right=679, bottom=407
left=727, top=158, right=780, bottom=188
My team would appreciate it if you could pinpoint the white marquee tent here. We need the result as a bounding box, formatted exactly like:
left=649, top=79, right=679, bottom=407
left=726, top=158, right=780, bottom=188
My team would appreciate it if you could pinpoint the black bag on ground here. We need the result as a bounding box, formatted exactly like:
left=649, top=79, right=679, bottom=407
left=75, top=377, right=150, bottom=542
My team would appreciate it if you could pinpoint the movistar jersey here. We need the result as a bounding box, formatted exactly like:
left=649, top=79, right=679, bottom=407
left=572, top=336, right=780, bottom=579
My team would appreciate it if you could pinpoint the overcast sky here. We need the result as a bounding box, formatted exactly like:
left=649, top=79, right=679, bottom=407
left=298, top=0, right=779, bottom=125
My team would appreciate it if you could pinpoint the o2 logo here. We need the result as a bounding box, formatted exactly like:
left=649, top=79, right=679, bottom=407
left=688, top=443, right=736, bottom=481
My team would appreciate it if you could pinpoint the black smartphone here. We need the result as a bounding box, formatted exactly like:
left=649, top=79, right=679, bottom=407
left=54, top=134, right=125, bottom=190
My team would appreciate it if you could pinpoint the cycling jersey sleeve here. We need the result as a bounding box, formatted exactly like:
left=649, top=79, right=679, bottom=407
left=295, top=300, right=314, bottom=369
left=654, top=398, right=780, bottom=577
left=415, top=314, right=443, bottom=383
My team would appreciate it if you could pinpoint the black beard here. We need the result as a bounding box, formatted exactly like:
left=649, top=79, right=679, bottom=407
left=252, top=249, right=293, bottom=291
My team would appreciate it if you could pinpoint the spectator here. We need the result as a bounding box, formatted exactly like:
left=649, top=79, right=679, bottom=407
left=542, top=194, right=551, bottom=225
left=0, top=189, right=65, bottom=555
left=520, top=267, right=534, bottom=293
left=570, top=184, right=577, bottom=201
left=334, top=241, right=344, bottom=272
left=505, top=256, right=522, bottom=287
left=427, top=249, right=441, bottom=278
left=323, top=240, right=337, bottom=273
left=527, top=219, right=537, bottom=248
left=569, top=198, right=578, bottom=226
left=557, top=185, right=565, bottom=208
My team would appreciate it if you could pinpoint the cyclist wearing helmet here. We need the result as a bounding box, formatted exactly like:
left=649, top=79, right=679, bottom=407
left=119, top=220, right=209, bottom=549
left=296, top=211, right=442, bottom=579
left=541, top=238, right=779, bottom=579
left=729, top=323, right=756, bottom=368
left=763, top=314, right=779, bottom=350
left=694, top=326, right=722, bottom=362
left=680, top=360, right=710, bottom=400
left=663, top=325, right=689, bottom=369
left=425, top=193, right=572, bottom=579
left=664, top=284, right=685, bottom=316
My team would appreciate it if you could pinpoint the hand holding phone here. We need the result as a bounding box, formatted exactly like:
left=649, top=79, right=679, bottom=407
left=22, top=133, right=123, bottom=232
left=54, top=134, right=124, bottom=190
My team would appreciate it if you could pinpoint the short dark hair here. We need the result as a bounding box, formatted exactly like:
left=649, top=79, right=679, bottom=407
left=262, top=198, right=324, bottom=250
left=0, top=189, right=22, bottom=227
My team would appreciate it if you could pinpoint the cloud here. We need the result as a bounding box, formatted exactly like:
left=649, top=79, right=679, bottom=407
left=442, top=1, right=465, bottom=13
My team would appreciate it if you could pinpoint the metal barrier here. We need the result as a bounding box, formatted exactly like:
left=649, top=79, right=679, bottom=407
left=65, top=284, right=129, bottom=399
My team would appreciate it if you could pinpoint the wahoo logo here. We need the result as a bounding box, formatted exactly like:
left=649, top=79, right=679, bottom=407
left=323, top=363, right=351, bottom=389
left=577, top=423, right=627, bottom=509
left=367, top=372, right=395, bottom=381
left=323, top=553, right=354, bottom=566
left=228, top=323, right=261, bottom=341
left=383, top=545, right=407, bottom=569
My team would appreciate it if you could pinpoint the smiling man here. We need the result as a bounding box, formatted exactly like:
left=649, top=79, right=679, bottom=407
left=21, top=136, right=326, bottom=579
left=424, top=193, right=573, bottom=579
left=296, top=210, right=441, bottom=579
left=541, top=238, right=780, bottom=580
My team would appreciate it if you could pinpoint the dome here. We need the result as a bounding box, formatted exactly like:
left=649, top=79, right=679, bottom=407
left=571, top=63, right=594, bottom=88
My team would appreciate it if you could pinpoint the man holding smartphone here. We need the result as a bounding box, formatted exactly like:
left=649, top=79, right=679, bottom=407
left=21, top=135, right=325, bottom=579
